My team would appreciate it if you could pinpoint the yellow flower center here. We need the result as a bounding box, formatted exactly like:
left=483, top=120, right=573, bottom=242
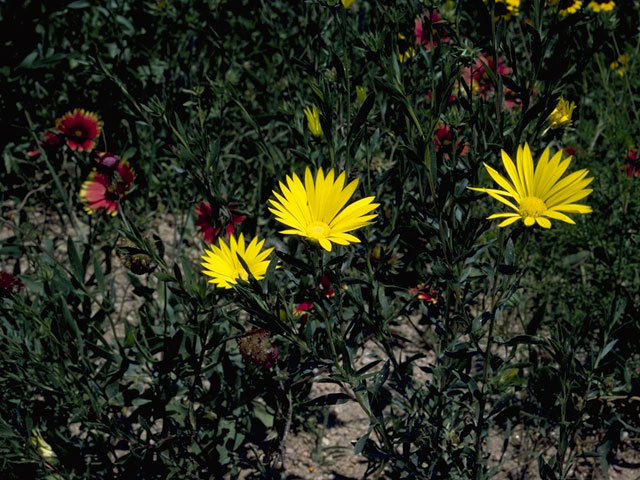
left=519, top=196, right=547, bottom=217
left=74, top=128, right=85, bottom=138
left=306, top=221, right=331, bottom=239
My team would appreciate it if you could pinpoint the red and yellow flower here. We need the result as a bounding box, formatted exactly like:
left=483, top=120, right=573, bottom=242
left=80, top=156, right=135, bottom=215
left=55, top=109, right=102, bottom=152
left=414, top=9, right=451, bottom=50
left=195, top=201, right=246, bottom=244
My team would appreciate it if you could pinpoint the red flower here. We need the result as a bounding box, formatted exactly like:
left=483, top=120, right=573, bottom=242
left=320, top=274, right=335, bottom=299
left=195, top=201, right=246, bottom=244
left=0, top=272, right=24, bottom=297
left=415, top=9, right=451, bottom=50
left=55, top=109, right=102, bottom=152
left=433, top=124, right=469, bottom=158
left=237, top=329, right=279, bottom=369
left=409, top=284, right=439, bottom=304
left=564, top=146, right=577, bottom=156
left=27, top=132, right=64, bottom=159
left=294, top=302, right=314, bottom=316
left=622, top=147, right=640, bottom=178
left=80, top=157, right=135, bottom=215
left=461, top=54, right=512, bottom=100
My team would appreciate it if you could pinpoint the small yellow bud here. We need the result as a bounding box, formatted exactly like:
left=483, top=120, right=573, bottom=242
left=303, top=105, right=323, bottom=137
left=341, top=0, right=356, bottom=8
left=31, top=429, right=57, bottom=462
left=356, top=86, right=367, bottom=106
left=609, top=54, right=629, bottom=77
left=548, top=97, right=576, bottom=129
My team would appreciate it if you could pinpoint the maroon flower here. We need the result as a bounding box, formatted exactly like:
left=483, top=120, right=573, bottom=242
left=461, top=54, right=512, bottom=100
left=433, top=124, right=469, bottom=158
left=409, top=284, right=439, bottom=304
left=622, top=147, right=640, bottom=178
left=27, top=132, right=64, bottom=159
left=415, top=9, right=451, bottom=50
left=0, top=272, right=24, bottom=297
left=195, top=201, right=246, bottom=244
left=55, top=109, right=102, bottom=152
left=237, top=329, right=279, bottom=369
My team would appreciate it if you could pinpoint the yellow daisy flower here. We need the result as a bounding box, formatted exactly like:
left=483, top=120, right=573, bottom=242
left=303, top=105, right=323, bottom=137
left=588, top=0, right=615, bottom=11
left=548, top=97, right=576, bottom=129
left=469, top=144, right=593, bottom=228
left=201, top=233, right=273, bottom=289
left=269, top=168, right=379, bottom=251
left=553, top=0, right=582, bottom=16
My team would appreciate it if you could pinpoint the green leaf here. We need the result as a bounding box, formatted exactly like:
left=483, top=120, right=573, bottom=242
left=67, top=1, right=91, bottom=8
left=348, top=92, right=375, bottom=140
left=67, top=237, right=84, bottom=282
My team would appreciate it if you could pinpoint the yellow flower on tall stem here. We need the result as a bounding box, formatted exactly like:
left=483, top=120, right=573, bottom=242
left=269, top=168, right=379, bottom=251
left=201, top=233, right=273, bottom=289
left=548, top=98, right=576, bottom=129
left=469, top=144, right=593, bottom=228
left=303, top=105, right=323, bottom=137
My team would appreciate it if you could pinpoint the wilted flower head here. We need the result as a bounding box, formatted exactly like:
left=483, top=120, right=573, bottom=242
left=269, top=167, right=379, bottom=252
left=0, top=272, right=23, bottom=297
left=609, top=54, right=629, bottom=76
left=470, top=144, right=593, bottom=228
left=237, top=329, right=279, bottom=369
left=548, top=98, right=576, bottom=129
left=116, top=237, right=155, bottom=275
left=303, top=105, right=323, bottom=137
left=588, top=0, right=615, bottom=11
left=80, top=157, right=135, bottom=215
left=201, top=233, right=273, bottom=289
left=414, top=9, right=451, bottom=50
left=320, top=274, right=336, bottom=298
left=30, top=429, right=57, bottom=462
left=622, top=148, right=640, bottom=178
left=195, top=201, right=246, bottom=244
left=55, top=109, right=102, bottom=152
